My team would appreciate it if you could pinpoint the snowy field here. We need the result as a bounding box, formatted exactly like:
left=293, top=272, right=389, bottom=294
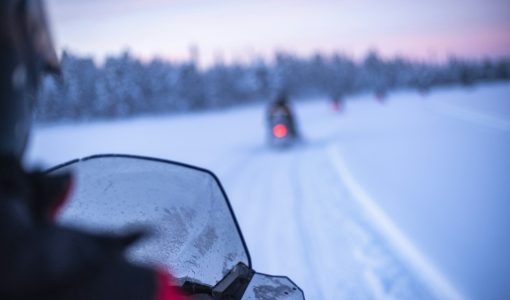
left=27, top=82, right=510, bottom=300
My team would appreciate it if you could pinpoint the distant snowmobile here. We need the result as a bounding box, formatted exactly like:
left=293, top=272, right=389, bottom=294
left=375, top=89, right=387, bottom=104
left=50, top=155, right=305, bottom=300
left=331, top=97, right=344, bottom=113
left=267, top=94, right=299, bottom=147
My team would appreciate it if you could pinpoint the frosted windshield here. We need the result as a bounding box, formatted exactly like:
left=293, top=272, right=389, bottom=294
left=52, top=155, right=250, bottom=286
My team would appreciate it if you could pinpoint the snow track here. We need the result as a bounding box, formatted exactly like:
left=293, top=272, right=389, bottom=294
left=327, top=145, right=463, bottom=300
left=219, top=145, right=440, bottom=299
left=427, top=101, right=510, bottom=131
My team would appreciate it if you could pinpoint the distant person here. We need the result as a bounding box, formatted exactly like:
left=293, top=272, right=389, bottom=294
left=331, top=96, right=344, bottom=113
left=375, top=88, right=387, bottom=103
left=267, top=92, right=298, bottom=137
left=0, top=1, right=186, bottom=299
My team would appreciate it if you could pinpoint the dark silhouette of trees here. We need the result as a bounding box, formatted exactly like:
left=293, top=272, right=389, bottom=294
left=35, top=49, right=510, bottom=122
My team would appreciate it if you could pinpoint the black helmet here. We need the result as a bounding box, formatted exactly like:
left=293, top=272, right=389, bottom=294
left=0, top=0, right=59, bottom=160
left=274, top=91, right=288, bottom=106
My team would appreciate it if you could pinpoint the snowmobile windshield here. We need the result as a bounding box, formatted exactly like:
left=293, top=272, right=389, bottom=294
left=48, top=154, right=251, bottom=287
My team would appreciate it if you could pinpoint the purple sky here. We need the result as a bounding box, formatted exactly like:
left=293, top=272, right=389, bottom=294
left=46, top=0, right=510, bottom=65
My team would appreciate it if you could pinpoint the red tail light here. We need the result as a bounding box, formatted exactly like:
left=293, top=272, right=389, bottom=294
left=273, top=124, right=288, bottom=138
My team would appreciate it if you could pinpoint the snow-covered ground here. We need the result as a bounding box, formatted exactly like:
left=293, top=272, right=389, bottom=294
left=27, top=82, right=510, bottom=300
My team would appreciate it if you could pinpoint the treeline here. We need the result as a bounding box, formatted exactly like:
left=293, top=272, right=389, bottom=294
left=35, top=50, right=510, bottom=122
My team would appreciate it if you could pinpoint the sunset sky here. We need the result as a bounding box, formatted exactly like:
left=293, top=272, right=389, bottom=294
left=46, top=0, right=510, bottom=65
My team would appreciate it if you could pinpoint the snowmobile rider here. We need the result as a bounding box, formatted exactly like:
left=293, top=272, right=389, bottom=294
left=267, top=92, right=298, bottom=137
left=0, top=1, right=187, bottom=299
